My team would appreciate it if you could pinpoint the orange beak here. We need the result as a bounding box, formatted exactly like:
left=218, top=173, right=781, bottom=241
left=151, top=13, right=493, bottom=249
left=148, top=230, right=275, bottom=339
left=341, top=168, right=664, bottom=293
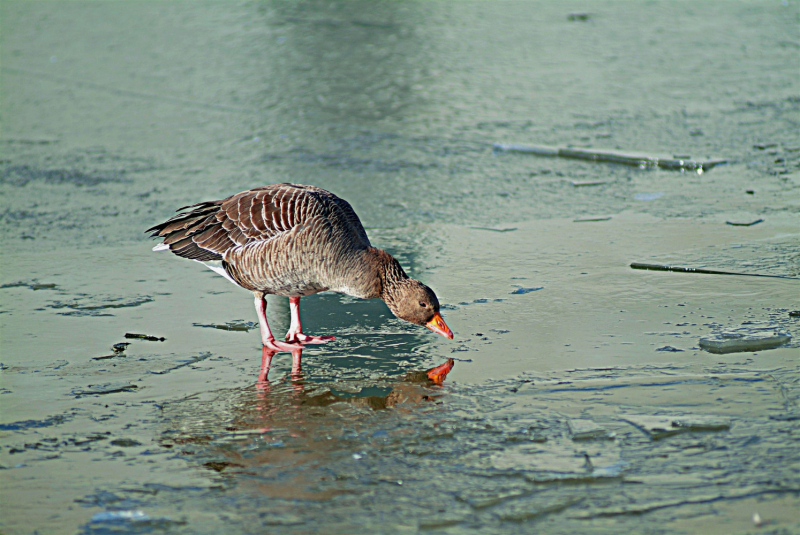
left=425, top=312, right=453, bottom=339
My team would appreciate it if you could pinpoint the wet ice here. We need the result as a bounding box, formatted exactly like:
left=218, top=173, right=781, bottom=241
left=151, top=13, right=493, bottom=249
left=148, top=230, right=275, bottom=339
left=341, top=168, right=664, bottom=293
left=2, top=1, right=799, bottom=533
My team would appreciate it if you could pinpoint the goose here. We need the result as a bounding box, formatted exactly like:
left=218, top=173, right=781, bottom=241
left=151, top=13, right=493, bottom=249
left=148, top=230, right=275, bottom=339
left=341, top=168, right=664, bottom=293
left=146, top=183, right=453, bottom=352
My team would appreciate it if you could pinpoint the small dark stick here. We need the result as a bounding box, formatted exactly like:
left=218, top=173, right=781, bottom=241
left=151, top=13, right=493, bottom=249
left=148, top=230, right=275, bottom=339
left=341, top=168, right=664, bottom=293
left=630, top=262, right=797, bottom=280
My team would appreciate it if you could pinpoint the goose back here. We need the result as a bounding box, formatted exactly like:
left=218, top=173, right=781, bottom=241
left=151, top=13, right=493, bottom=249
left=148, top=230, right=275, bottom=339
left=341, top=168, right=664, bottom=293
left=147, top=183, right=374, bottom=296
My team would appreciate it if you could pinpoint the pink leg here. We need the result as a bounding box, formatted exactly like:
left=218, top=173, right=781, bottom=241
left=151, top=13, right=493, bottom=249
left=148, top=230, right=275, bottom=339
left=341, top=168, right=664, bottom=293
left=254, top=294, right=303, bottom=352
left=284, top=296, right=335, bottom=344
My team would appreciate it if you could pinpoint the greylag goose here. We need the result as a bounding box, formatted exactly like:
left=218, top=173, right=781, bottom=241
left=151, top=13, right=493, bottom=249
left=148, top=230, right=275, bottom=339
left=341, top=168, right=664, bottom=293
left=146, top=183, right=453, bottom=352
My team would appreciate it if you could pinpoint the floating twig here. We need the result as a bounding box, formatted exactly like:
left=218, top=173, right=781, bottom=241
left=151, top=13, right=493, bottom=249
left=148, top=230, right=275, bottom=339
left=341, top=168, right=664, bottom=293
left=124, top=333, right=166, bottom=341
left=726, top=218, right=763, bottom=227
left=72, top=382, right=138, bottom=396
left=630, top=262, right=797, bottom=280
left=92, top=354, right=122, bottom=361
left=470, top=226, right=518, bottom=233
left=570, top=180, right=607, bottom=187
left=567, top=13, right=592, bottom=21
left=574, top=216, right=612, bottom=222
left=494, top=143, right=726, bottom=173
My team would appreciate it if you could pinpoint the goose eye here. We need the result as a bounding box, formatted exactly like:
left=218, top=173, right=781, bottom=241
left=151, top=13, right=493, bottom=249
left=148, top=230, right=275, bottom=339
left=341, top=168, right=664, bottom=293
left=419, top=302, right=427, bottom=308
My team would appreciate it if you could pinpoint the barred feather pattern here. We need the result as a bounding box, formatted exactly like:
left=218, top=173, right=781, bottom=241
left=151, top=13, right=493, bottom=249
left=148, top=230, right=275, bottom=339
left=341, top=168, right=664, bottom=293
left=146, top=183, right=382, bottom=297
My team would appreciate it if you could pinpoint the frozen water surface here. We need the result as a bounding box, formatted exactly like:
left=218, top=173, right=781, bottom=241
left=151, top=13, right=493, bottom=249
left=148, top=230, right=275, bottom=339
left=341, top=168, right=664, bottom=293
left=2, top=1, right=800, bottom=534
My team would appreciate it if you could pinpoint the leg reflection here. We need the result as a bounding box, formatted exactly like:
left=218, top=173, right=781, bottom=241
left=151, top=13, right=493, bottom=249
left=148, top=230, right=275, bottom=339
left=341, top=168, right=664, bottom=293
left=257, top=346, right=278, bottom=384
left=256, top=345, right=305, bottom=390
left=291, top=347, right=302, bottom=378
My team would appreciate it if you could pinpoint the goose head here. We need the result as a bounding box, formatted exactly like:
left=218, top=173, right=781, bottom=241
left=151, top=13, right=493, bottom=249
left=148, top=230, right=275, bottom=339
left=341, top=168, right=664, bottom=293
left=384, top=279, right=453, bottom=339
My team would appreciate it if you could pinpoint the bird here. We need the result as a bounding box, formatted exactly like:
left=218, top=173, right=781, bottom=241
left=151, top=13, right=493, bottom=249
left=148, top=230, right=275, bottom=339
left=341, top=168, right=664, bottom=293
left=146, top=183, right=453, bottom=352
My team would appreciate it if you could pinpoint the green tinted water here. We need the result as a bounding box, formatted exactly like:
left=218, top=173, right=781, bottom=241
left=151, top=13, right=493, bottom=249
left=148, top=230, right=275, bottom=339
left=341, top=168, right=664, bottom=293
left=2, top=2, right=799, bottom=533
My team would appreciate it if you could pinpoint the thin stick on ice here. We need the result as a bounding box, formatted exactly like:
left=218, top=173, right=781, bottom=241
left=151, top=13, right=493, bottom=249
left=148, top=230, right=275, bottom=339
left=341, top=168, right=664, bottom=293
left=630, top=262, right=798, bottom=280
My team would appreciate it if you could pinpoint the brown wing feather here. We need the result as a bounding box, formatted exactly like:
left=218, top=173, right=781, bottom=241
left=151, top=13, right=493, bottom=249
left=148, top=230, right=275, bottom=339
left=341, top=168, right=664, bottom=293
left=329, top=195, right=370, bottom=246
left=146, top=183, right=371, bottom=263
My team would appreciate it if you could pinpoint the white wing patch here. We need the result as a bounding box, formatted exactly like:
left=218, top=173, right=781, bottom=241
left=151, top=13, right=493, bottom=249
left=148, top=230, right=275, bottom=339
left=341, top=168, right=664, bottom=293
left=198, top=260, right=239, bottom=286
left=152, top=243, right=170, bottom=252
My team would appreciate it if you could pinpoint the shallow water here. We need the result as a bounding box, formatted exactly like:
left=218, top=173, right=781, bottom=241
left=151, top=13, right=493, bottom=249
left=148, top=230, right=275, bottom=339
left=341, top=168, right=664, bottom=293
left=2, top=1, right=800, bottom=533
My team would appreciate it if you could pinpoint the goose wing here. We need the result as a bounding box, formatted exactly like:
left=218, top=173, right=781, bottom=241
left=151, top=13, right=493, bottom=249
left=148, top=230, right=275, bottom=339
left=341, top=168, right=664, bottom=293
left=145, top=183, right=370, bottom=261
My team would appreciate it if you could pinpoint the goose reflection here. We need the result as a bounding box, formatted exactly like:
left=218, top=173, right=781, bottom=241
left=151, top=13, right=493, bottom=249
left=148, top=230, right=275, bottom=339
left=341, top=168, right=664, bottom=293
left=159, top=349, right=455, bottom=499
left=256, top=345, right=453, bottom=387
